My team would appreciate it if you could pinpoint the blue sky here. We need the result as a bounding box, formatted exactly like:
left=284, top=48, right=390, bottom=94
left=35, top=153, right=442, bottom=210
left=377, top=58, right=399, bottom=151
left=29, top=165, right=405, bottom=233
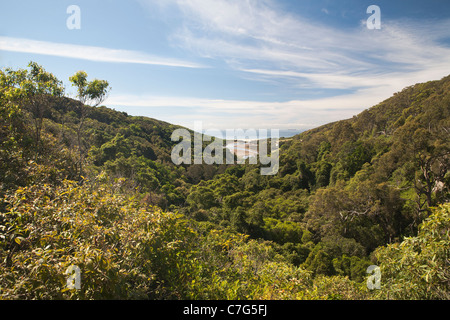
left=1, top=0, right=450, bottom=131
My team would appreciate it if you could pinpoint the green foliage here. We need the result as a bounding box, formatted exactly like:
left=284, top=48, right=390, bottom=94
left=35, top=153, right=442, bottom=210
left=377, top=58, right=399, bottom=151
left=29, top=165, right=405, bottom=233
left=69, top=71, right=110, bottom=107
left=375, top=204, right=450, bottom=299
left=338, top=141, right=374, bottom=177
left=306, top=176, right=411, bottom=253
left=262, top=218, right=303, bottom=244
left=187, top=185, right=218, bottom=210
left=332, top=255, right=371, bottom=282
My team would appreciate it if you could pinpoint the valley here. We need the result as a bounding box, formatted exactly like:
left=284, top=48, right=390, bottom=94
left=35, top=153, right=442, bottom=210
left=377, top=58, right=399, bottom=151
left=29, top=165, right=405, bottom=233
left=0, top=62, right=449, bottom=300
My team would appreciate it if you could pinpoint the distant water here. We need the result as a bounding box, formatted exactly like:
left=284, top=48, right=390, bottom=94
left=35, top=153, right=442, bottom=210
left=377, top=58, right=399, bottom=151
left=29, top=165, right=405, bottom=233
left=202, top=129, right=303, bottom=140
left=278, top=129, right=304, bottom=138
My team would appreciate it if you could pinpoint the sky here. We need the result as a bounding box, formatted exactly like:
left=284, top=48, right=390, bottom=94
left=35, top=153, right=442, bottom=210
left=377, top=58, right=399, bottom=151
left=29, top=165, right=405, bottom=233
left=1, top=0, right=450, bottom=131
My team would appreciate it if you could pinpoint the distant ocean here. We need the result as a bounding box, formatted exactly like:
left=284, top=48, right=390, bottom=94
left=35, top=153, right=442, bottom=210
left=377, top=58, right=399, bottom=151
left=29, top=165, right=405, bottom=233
left=202, top=129, right=304, bottom=140
left=278, top=129, right=304, bottom=138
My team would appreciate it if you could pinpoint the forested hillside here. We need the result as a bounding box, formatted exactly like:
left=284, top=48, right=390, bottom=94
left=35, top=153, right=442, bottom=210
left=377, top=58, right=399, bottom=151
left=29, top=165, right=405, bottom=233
left=1, top=62, right=449, bottom=299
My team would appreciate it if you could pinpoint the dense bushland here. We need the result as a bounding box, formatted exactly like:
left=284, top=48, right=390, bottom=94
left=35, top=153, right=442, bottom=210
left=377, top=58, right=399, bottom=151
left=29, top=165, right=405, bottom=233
left=1, top=62, right=449, bottom=299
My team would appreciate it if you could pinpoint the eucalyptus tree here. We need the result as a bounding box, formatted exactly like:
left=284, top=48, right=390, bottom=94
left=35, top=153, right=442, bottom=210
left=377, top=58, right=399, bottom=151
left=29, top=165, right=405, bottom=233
left=1, top=62, right=64, bottom=159
left=69, top=71, right=110, bottom=176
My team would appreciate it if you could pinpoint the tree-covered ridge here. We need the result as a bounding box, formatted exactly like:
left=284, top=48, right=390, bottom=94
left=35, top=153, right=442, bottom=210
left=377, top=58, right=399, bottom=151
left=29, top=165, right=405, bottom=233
left=180, top=75, right=449, bottom=280
left=0, top=62, right=449, bottom=299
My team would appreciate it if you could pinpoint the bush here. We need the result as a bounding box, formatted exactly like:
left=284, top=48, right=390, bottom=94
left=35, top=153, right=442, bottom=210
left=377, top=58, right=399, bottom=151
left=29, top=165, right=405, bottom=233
left=0, top=180, right=197, bottom=299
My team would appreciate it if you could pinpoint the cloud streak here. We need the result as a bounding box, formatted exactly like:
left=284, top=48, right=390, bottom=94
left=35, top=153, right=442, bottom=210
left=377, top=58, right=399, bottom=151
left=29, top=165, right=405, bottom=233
left=129, top=0, right=450, bottom=130
left=0, top=36, right=205, bottom=68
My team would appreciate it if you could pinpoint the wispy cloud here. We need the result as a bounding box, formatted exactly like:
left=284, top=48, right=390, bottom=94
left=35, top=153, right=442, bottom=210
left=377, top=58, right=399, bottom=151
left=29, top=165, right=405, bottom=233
left=0, top=36, right=205, bottom=68
left=164, top=0, right=450, bottom=83
left=129, top=0, right=450, bottom=130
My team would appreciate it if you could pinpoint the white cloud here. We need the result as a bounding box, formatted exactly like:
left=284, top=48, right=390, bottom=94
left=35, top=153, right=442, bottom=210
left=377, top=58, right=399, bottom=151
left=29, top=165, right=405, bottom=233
left=105, top=90, right=379, bottom=131
left=0, top=36, right=205, bottom=68
left=5, top=1, right=449, bottom=132
left=128, top=0, right=450, bottom=130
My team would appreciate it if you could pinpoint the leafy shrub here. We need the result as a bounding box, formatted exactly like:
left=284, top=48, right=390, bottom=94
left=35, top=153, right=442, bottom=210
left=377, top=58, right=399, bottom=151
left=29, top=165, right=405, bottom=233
left=374, top=203, right=450, bottom=299
left=0, top=180, right=196, bottom=299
